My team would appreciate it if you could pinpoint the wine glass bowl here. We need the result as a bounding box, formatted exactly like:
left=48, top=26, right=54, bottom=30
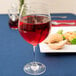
left=19, top=14, right=50, bottom=46
left=18, top=2, right=51, bottom=75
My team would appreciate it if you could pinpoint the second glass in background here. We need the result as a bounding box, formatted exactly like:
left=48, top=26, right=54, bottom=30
left=8, top=3, right=19, bottom=30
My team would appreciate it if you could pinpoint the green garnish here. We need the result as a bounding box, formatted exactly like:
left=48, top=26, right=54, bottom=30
left=57, top=30, right=63, bottom=34
left=63, top=36, right=65, bottom=40
left=70, top=38, right=76, bottom=44
left=57, top=30, right=65, bottom=40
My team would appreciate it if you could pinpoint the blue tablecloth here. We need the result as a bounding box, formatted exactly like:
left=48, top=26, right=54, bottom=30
left=0, top=14, right=76, bottom=76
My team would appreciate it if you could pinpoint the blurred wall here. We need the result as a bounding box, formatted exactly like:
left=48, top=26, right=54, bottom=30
left=0, top=0, right=19, bottom=14
left=0, top=0, right=76, bottom=14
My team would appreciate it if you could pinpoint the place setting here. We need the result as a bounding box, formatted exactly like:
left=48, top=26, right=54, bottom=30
left=6, top=0, right=76, bottom=76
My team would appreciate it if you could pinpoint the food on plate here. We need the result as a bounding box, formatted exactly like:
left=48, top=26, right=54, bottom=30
left=44, top=33, right=67, bottom=50
left=63, top=31, right=76, bottom=44
left=43, top=30, right=76, bottom=50
left=46, top=33, right=63, bottom=43
left=70, top=38, right=76, bottom=44
left=66, top=41, right=71, bottom=45
left=63, top=32, right=76, bottom=41
left=48, top=40, right=67, bottom=50
left=57, top=30, right=76, bottom=44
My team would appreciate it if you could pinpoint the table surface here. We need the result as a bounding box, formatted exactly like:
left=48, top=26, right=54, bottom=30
left=0, top=14, right=76, bottom=76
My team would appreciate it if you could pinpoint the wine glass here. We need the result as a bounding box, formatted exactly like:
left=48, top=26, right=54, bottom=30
left=18, top=2, right=51, bottom=75
left=8, top=3, right=18, bottom=30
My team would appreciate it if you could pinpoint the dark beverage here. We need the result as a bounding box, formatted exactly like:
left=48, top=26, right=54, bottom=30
left=9, top=18, right=18, bottom=29
left=19, top=15, right=50, bottom=46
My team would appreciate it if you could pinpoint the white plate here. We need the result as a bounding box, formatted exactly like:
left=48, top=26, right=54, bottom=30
left=39, top=26, right=76, bottom=53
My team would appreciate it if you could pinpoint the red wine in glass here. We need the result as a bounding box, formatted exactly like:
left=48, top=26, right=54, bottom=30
left=19, top=15, right=50, bottom=46
left=9, top=18, right=18, bottom=29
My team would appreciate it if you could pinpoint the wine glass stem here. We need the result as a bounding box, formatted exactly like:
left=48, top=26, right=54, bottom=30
left=33, top=46, right=36, bottom=62
left=32, top=46, right=40, bottom=71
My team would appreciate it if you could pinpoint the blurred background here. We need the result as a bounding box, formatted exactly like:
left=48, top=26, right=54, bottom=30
left=0, top=0, right=76, bottom=14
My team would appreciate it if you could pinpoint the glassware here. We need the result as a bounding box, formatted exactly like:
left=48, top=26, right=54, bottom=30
left=18, top=2, right=51, bottom=75
left=8, top=3, right=19, bottom=30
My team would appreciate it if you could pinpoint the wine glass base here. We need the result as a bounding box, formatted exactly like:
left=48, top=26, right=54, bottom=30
left=23, top=62, right=46, bottom=75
